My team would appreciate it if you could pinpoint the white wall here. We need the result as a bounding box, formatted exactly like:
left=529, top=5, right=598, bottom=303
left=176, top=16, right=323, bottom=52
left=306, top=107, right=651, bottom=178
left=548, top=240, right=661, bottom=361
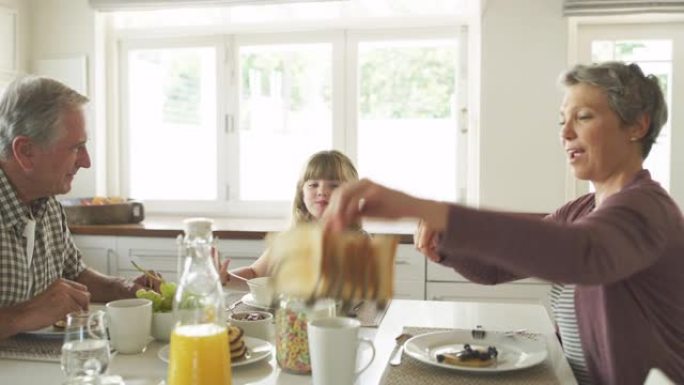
left=25, top=0, right=572, bottom=213
left=29, top=0, right=97, bottom=199
left=479, top=0, right=568, bottom=212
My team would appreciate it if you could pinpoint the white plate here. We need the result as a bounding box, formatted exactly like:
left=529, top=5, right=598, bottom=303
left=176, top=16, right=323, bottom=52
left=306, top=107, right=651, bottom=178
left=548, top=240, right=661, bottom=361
left=21, top=325, right=66, bottom=338
left=240, top=293, right=272, bottom=310
left=403, top=330, right=548, bottom=373
left=158, top=336, right=272, bottom=368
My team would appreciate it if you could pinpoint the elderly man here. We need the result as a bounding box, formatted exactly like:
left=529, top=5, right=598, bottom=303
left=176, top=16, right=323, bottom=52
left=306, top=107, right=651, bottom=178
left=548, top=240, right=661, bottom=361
left=0, top=76, right=156, bottom=339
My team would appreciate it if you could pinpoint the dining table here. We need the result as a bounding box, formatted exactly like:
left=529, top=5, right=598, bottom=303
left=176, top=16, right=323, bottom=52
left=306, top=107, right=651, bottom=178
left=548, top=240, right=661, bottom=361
left=0, top=299, right=577, bottom=385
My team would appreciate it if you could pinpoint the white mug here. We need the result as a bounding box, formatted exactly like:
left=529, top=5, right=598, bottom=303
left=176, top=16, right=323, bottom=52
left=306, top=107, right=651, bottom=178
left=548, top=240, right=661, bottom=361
left=105, top=298, right=152, bottom=354
left=308, top=317, right=375, bottom=385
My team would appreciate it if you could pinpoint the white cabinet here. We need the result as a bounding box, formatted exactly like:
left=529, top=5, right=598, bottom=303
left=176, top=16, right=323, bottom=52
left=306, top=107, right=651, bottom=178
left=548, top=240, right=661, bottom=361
left=115, top=237, right=265, bottom=281
left=73, top=234, right=554, bottom=314
left=427, top=258, right=553, bottom=317
left=115, top=236, right=180, bottom=280
left=71, top=235, right=426, bottom=299
left=428, top=262, right=547, bottom=285
left=74, top=235, right=116, bottom=275
left=426, top=281, right=552, bottom=318
left=216, top=239, right=265, bottom=271
left=72, top=236, right=264, bottom=282
left=393, top=245, right=425, bottom=300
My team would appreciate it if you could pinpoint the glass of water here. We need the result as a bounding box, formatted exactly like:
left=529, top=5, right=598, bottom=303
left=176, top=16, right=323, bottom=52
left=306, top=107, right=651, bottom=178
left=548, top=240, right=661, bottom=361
left=61, top=310, right=110, bottom=385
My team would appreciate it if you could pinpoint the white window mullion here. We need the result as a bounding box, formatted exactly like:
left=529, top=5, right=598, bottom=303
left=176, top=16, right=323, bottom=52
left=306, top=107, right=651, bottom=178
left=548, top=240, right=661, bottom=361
left=343, top=30, right=359, bottom=162
left=222, top=34, right=239, bottom=202
left=456, top=25, right=469, bottom=205
left=118, top=39, right=132, bottom=200
left=331, top=31, right=346, bottom=155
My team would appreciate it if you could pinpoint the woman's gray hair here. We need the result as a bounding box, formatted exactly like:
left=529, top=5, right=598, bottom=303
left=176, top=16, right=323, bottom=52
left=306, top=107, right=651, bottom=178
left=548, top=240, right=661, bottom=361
left=0, top=76, right=88, bottom=160
left=560, top=61, right=668, bottom=158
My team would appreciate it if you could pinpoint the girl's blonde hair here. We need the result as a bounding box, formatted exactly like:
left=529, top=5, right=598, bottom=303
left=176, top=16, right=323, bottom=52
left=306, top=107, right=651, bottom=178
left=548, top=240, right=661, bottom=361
left=291, top=150, right=359, bottom=228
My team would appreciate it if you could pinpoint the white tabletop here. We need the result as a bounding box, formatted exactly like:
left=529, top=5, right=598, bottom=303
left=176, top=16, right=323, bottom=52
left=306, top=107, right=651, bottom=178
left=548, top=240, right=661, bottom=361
left=0, top=300, right=577, bottom=385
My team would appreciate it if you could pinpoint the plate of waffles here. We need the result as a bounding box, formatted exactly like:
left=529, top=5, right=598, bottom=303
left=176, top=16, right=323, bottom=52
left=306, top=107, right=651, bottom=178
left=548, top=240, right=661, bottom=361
left=158, top=326, right=272, bottom=367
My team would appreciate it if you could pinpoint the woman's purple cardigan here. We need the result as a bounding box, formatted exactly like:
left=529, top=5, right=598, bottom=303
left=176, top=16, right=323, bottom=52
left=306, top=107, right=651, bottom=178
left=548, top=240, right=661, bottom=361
left=436, top=170, right=684, bottom=385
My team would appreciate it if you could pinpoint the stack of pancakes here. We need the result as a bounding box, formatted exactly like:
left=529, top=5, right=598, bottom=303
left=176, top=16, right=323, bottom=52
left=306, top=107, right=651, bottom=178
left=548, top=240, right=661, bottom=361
left=228, top=325, right=247, bottom=361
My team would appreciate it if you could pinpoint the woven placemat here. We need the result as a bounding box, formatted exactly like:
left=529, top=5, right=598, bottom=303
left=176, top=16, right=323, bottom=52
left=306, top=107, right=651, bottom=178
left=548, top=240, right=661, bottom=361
left=381, top=327, right=561, bottom=385
left=0, top=334, right=63, bottom=362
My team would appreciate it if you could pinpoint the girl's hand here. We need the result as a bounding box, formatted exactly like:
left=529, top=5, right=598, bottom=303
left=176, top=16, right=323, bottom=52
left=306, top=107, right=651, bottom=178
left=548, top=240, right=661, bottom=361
left=218, top=258, right=231, bottom=286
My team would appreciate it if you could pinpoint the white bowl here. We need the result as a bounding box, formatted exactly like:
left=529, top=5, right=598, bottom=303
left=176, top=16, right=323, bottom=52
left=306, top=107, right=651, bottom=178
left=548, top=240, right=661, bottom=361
left=228, top=310, right=274, bottom=342
left=151, top=312, right=175, bottom=342
left=246, top=277, right=274, bottom=307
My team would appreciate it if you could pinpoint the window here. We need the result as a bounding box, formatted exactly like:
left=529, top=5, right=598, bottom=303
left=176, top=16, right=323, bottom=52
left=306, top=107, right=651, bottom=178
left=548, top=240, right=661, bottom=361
left=576, top=21, right=684, bottom=199
left=355, top=36, right=463, bottom=201
left=237, top=41, right=334, bottom=201
left=115, top=1, right=472, bottom=216
left=124, top=43, right=218, bottom=200
left=591, top=39, right=672, bottom=191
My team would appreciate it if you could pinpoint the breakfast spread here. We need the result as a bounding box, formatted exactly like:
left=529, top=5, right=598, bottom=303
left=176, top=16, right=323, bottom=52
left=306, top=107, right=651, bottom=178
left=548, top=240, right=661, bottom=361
left=267, top=224, right=398, bottom=303
left=228, top=325, right=247, bottom=361
left=436, top=344, right=499, bottom=367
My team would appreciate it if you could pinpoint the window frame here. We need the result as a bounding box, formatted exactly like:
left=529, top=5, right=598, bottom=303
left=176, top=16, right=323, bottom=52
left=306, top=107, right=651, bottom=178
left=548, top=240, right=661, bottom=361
left=346, top=27, right=468, bottom=202
left=568, top=16, right=684, bottom=205
left=116, top=26, right=470, bottom=218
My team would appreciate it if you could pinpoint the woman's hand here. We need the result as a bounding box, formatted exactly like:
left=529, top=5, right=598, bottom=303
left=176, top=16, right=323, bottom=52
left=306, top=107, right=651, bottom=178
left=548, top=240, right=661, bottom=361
left=323, top=178, right=450, bottom=234
left=414, top=220, right=442, bottom=263
left=323, top=179, right=417, bottom=232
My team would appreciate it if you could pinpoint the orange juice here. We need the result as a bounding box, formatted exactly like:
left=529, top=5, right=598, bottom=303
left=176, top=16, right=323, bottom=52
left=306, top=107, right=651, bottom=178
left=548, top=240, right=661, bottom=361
left=167, top=323, right=232, bottom=385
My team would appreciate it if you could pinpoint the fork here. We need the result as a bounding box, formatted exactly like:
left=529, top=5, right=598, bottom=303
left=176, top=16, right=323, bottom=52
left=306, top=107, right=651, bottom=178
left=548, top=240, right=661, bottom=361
left=472, top=325, right=486, bottom=339
left=130, top=260, right=165, bottom=283
left=472, top=326, right=529, bottom=339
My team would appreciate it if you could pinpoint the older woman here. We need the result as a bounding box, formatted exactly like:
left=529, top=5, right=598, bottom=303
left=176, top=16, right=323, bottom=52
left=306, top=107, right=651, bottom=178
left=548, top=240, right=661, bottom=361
left=323, top=62, right=684, bottom=385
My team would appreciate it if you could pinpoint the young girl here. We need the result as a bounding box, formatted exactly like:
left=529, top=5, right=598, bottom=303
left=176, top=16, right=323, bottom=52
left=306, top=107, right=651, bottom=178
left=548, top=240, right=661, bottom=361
left=220, top=150, right=359, bottom=287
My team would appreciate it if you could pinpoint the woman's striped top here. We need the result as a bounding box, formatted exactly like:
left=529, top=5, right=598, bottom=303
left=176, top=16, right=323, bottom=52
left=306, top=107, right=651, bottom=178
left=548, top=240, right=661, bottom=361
left=550, top=283, right=594, bottom=385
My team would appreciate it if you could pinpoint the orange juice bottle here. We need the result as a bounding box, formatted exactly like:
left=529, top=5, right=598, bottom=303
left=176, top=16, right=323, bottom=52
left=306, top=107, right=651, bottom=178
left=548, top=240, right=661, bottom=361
left=169, top=218, right=230, bottom=385
left=168, top=324, right=231, bottom=385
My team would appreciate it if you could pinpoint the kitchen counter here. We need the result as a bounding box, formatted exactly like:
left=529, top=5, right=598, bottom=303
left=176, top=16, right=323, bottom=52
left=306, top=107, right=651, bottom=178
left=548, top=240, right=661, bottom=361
left=69, top=216, right=418, bottom=243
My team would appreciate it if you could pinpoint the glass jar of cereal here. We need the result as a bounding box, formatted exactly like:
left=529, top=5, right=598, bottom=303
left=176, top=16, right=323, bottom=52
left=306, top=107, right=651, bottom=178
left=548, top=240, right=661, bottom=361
left=274, top=295, right=335, bottom=374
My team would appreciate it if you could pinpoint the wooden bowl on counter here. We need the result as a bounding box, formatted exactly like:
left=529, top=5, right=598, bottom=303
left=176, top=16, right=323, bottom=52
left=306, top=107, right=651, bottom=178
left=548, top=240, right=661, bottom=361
left=60, top=197, right=145, bottom=225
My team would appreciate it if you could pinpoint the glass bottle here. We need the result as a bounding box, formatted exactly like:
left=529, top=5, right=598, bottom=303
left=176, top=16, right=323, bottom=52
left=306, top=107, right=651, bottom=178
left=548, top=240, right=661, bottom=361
left=167, top=218, right=231, bottom=385
left=275, top=295, right=336, bottom=374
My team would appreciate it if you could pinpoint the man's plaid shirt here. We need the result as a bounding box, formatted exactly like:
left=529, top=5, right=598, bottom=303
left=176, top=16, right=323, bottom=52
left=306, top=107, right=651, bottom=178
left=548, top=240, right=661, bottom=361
left=0, top=167, right=85, bottom=306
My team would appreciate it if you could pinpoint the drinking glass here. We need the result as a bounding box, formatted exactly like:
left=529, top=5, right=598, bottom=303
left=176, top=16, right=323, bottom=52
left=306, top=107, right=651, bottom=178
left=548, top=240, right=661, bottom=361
left=61, top=310, right=110, bottom=385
